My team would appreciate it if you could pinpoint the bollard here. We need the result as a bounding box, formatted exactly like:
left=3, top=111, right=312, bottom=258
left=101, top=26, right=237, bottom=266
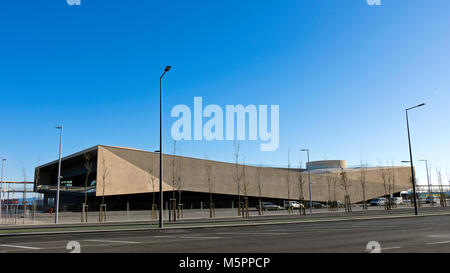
left=210, top=203, right=215, bottom=218
left=32, top=201, right=36, bottom=224
left=177, top=204, right=183, bottom=219
left=231, top=201, right=234, bottom=216
left=99, top=204, right=107, bottom=222
left=81, top=203, right=89, bottom=223
left=200, top=201, right=203, bottom=218
left=126, top=202, right=129, bottom=220
left=151, top=204, right=157, bottom=220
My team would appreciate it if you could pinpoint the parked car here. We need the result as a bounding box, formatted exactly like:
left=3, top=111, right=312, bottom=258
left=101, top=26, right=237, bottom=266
left=370, top=197, right=386, bottom=206
left=425, top=197, right=439, bottom=204
left=390, top=197, right=403, bottom=205
left=284, top=201, right=303, bottom=209
left=259, top=202, right=282, bottom=211
left=314, top=202, right=326, bottom=209
left=305, top=201, right=325, bottom=209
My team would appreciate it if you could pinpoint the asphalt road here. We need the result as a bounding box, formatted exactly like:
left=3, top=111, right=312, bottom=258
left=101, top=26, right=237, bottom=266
left=1, top=211, right=450, bottom=253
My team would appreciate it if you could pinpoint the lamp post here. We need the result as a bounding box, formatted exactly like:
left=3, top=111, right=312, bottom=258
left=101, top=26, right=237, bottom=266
left=419, top=159, right=432, bottom=205
left=406, top=103, right=425, bottom=216
left=301, top=149, right=312, bottom=213
left=0, top=158, right=5, bottom=221
left=55, top=126, right=63, bottom=224
left=159, top=65, right=171, bottom=228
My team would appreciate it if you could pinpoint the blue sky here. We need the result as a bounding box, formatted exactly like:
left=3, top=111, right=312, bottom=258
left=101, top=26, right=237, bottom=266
left=1, top=0, right=449, bottom=189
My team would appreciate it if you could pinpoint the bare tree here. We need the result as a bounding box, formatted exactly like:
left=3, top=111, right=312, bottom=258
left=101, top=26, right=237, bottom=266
left=176, top=144, right=184, bottom=207
left=100, top=157, right=108, bottom=205
left=241, top=158, right=249, bottom=193
left=437, top=167, right=446, bottom=207
left=360, top=158, right=368, bottom=210
left=21, top=163, right=27, bottom=221
left=325, top=168, right=334, bottom=209
left=333, top=168, right=338, bottom=203
left=80, top=153, right=92, bottom=222
left=377, top=160, right=391, bottom=210
left=172, top=141, right=177, bottom=205
left=233, top=141, right=242, bottom=214
left=295, top=161, right=306, bottom=215
left=147, top=164, right=156, bottom=205
left=99, top=155, right=109, bottom=222
left=35, top=156, right=41, bottom=202
left=83, top=153, right=92, bottom=207
left=204, top=155, right=214, bottom=218
left=241, top=156, right=251, bottom=218
left=339, top=167, right=352, bottom=212
left=32, top=157, right=41, bottom=222
left=241, top=157, right=251, bottom=197
left=147, top=162, right=158, bottom=220
left=390, top=161, right=397, bottom=207
left=256, top=164, right=262, bottom=215
left=286, top=150, right=291, bottom=201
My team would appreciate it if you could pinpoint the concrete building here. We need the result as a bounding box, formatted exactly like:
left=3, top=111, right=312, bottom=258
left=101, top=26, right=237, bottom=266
left=306, top=160, right=347, bottom=170
left=34, top=145, right=413, bottom=211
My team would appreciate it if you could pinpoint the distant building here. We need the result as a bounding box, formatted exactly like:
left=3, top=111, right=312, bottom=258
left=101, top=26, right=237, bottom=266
left=34, top=145, right=413, bottom=211
left=306, top=160, right=347, bottom=171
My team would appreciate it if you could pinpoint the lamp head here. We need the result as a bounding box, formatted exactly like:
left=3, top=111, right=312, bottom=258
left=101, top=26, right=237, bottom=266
left=165, top=66, right=171, bottom=72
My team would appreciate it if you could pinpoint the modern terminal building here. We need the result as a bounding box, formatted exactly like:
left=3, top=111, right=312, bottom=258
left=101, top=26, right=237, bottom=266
left=34, top=145, right=413, bottom=211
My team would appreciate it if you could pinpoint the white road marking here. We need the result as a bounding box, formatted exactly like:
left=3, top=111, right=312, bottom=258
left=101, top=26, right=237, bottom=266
left=0, top=244, right=42, bottom=250
left=152, top=235, right=222, bottom=240
left=380, top=246, right=402, bottom=251
left=364, top=246, right=401, bottom=252
left=426, top=234, right=450, bottom=238
left=214, top=232, right=288, bottom=235
left=426, top=240, right=450, bottom=245
left=179, top=236, right=223, bottom=240
left=83, top=239, right=141, bottom=244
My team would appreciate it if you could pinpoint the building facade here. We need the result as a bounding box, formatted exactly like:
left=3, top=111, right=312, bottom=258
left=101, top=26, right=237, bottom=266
left=34, top=145, right=413, bottom=211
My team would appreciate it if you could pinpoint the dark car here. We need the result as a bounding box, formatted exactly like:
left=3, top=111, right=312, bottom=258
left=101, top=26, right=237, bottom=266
left=306, top=202, right=325, bottom=209
left=259, top=202, right=282, bottom=211
left=313, top=202, right=326, bottom=209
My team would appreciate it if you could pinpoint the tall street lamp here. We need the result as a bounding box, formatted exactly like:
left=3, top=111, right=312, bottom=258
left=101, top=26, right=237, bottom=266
left=159, top=65, right=171, bottom=228
left=55, top=126, right=63, bottom=224
left=301, top=149, right=313, bottom=214
left=0, top=158, right=5, bottom=221
left=406, top=103, right=425, bottom=216
left=419, top=159, right=432, bottom=205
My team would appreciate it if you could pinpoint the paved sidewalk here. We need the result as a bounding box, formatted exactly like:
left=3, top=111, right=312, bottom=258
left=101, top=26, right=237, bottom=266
left=0, top=205, right=449, bottom=237
left=0, top=203, right=442, bottom=226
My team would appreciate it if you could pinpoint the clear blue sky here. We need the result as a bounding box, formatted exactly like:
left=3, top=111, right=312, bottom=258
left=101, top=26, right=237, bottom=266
left=1, top=0, right=449, bottom=188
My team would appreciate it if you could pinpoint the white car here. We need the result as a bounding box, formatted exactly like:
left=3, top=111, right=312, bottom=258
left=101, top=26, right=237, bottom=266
left=370, top=197, right=386, bottom=206
left=390, top=197, right=403, bottom=205
left=284, top=201, right=303, bottom=209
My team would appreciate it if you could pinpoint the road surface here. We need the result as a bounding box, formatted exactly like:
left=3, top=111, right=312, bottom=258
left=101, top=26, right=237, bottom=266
left=1, top=212, right=450, bottom=253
